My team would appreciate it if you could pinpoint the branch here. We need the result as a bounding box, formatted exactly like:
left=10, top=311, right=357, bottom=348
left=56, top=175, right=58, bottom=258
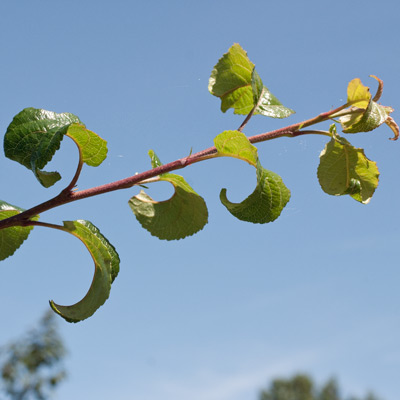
left=0, top=103, right=355, bottom=230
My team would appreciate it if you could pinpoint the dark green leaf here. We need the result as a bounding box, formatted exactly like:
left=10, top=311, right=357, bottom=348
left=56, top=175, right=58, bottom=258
left=4, top=108, right=81, bottom=187
left=318, top=134, right=379, bottom=203
left=0, top=201, right=39, bottom=261
left=128, top=151, right=208, bottom=240
left=214, top=131, right=290, bottom=223
left=50, top=220, right=120, bottom=323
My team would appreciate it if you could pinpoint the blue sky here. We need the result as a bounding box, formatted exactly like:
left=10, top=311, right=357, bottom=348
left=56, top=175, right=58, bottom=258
left=1, top=1, right=399, bottom=399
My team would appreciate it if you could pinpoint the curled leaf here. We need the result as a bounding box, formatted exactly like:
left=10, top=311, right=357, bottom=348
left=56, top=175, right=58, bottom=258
left=50, top=220, right=120, bottom=323
left=0, top=201, right=39, bottom=261
left=318, top=134, right=379, bottom=204
left=214, top=131, right=290, bottom=223
left=128, top=151, right=208, bottom=240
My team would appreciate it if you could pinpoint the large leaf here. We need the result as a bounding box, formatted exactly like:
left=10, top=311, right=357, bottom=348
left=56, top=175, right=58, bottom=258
left=50, top=220, right=120, bottom=323
left=66, top=123, right=108, bottom=166
left=128, top=151, right=208, bottom=240
left=318, top=132, right=379, bottom=204
left=340, top=77, right=398, bottom=140
left=0, top=201, right=39, bottom=261
left=209, top=44, right=294, bottom=118
left=4, top=108, right=82, bottom=187
left=214, top=131, right=290, bottom=223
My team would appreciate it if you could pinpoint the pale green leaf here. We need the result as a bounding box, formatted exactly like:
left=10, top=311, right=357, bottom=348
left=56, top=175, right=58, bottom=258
left=128, top=151, right=208, bottom=240
left=50, top=220, right=120, bottom=323
left=347, top=78, right=371, bottom=109
left=318, top=135, right=379, bottom=203
left=214, top=130, right=258, bottom=166
left=214, top=130, right=290, bottom=223
left=66, top=123, right=108, bottom=166
left=209, top=44, right=294, bottom=118
left=4, top=108, right=81, bottom=187
left=0, top=201, right=39, bottom=261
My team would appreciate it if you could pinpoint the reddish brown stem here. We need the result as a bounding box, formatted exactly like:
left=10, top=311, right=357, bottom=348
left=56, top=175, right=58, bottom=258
left=0, top=103, right=350, bottom=230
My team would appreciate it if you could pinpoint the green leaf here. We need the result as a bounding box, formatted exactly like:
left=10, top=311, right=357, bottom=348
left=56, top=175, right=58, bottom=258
left=214, top=130, right=290, bottom=223
left=209, top=44, right=294, bottom=118
left=4, top=108, right=81, bottom=187
left=128, top=151, right=208, bottom=240
left=66, top=123, right=108, bottom=167
left=251, top=70, right=295, bottom=119
left=0, top=201, right=39, bottom=261
left=214, top=130, right=258, bottom=166
left=339, top=76, right=398, bottom=140
left=317, top=134, right=379, bottom=204
left=347, top=78, right=371, bottom=109
left=50, top=220, right=120, bottom=323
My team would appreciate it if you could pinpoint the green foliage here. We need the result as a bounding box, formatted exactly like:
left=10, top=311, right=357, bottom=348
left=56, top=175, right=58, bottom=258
left=50, top=220, right=120, bottom=323
left=209, top=43, right=294, bottom=118
left=3, top=108, right=82, bottom=187
left=0, top=44, right=397, bottom=322
left=318, top=126, right=379, bottom=204
left=0, top=311, right=66, bottom=399
left=259, top=374, right=381, bottom=400
left=214, top=131, right=290, bottom=223
left=0, top=201, right=39, bottom=261
left=129, top=151, right=208, bottom=240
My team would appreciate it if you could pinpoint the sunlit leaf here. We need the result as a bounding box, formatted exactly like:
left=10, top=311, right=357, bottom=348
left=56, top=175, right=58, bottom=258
left=66, top=123, right=108, bottom=167
left=0, top=201, right=39, bottom=261
left=128, top=151, right=208, bottom=240
left=347, top=78, right=371, bottom=109
left=339, top=76, right=398, bottom=140
left=50, top=220, right=120, bottom=323
left=318, top=134, right=379, bottom=204
left=4, top=108, right=81, bottom=187
left=209, top=44, right=294, bottom=118
left=214, top=130, right=290, bottom=223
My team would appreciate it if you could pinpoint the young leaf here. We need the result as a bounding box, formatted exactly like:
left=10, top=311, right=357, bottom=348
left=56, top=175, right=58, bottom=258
left=0, top=201, right=39, bottom=261
left=4, top=108, right=82, bottom=187
left=339, top=76, right=398, bottom=140
left=50, top=220, right=119, bottom=323
left=128, top=151, right=208, bottom=240
left=209, top=44, right=294, bottom=118
left=347, top=78, right=371, bottom=109
left=214, top=131, right=290, bottom=223
left=66, top=123, right=108, bottom=166
left=318, top=133, right=379, bottom=204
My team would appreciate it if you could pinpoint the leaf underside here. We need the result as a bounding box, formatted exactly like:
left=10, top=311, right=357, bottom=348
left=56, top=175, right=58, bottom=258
left=128, top=151, right=208, bottom=240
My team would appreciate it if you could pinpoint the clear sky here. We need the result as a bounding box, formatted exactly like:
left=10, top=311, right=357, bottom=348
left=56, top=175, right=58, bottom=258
left=1, top=1, right=399, bottom=399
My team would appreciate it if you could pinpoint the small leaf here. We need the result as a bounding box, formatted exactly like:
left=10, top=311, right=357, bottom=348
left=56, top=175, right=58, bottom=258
left=347, top=78, right=371, bottom=109
left=209, top=44, right=294, bottom=118
left=0, top=201, right=39, bottom=261
left=66, top=123, right=108, bottom=167
left=50, top=220, right=120, bottom=323
left=214, top=130, right=258, bottom=166
left=339, top=76, right=398, bottom=140
left=214, top=130, right=290, bottom=223
left=128, top=151, right=208, bottom=240
left=318, top=134, right=379, bottom=204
